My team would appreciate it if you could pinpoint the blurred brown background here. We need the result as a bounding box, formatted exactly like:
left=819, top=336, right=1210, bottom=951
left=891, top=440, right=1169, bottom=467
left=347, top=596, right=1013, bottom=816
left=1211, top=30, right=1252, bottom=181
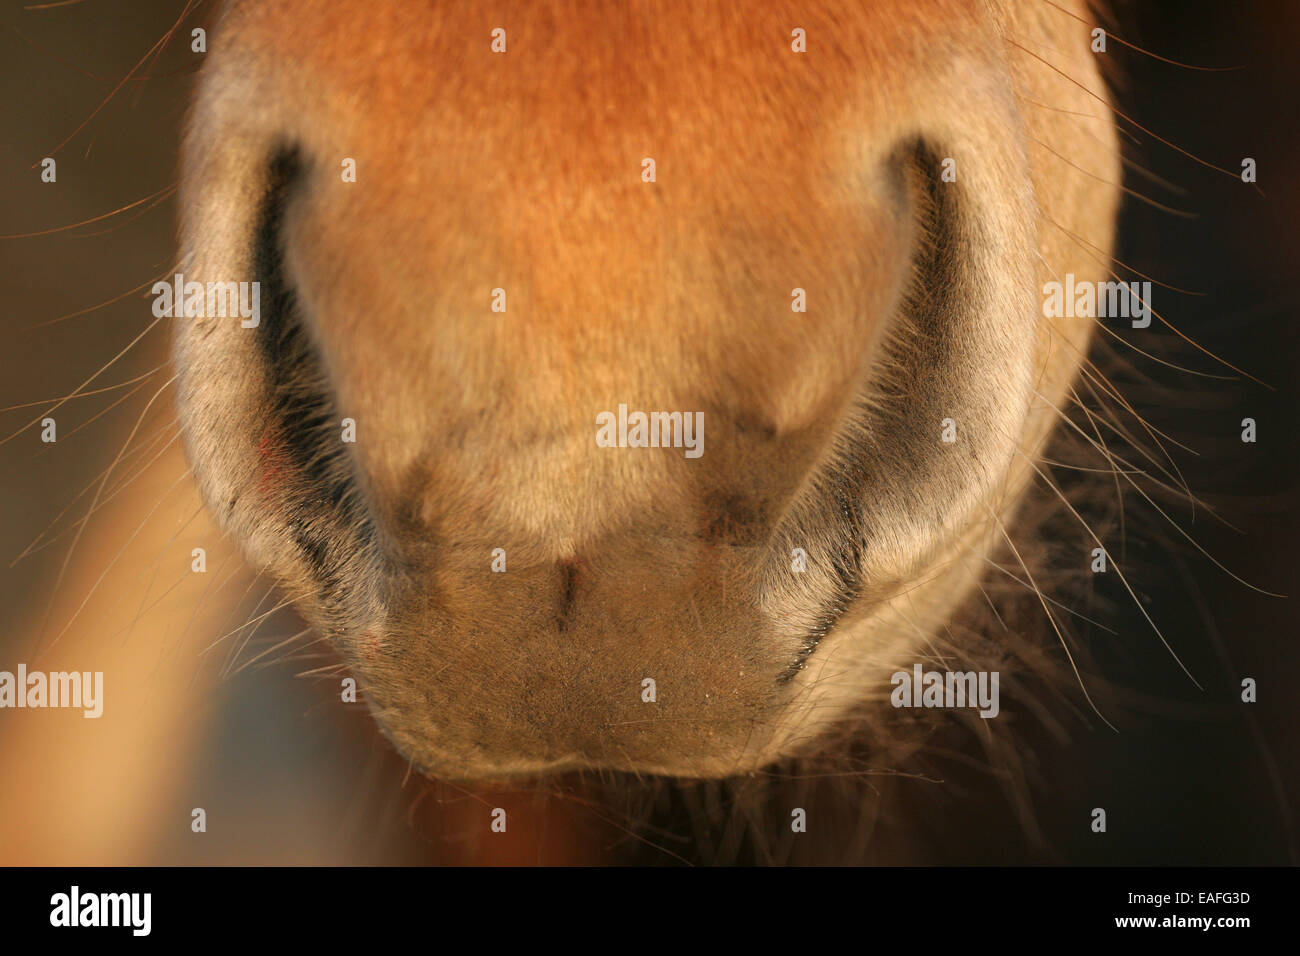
left=0, top=0, right=1296, bottom=864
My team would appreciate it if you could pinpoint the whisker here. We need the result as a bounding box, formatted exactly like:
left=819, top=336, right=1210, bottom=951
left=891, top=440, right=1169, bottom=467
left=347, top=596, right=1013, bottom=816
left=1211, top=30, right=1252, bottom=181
left=1042, top=0, right=1245, bottom=72
left=0, top=315, right=166, bottom=446
left=1005, top=36, right=1260, bottom=187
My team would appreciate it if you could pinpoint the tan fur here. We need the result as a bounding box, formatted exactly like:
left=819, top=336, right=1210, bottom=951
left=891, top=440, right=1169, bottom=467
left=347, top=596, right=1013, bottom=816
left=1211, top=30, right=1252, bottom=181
left=3, top=0, right=1121, bottom=858
left=167, top=0, right=1120, bottom=780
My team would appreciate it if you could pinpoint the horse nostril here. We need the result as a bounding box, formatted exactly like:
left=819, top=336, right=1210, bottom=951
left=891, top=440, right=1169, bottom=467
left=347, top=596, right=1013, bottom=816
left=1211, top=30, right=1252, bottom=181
left=174, top=140, right=383, bottom=627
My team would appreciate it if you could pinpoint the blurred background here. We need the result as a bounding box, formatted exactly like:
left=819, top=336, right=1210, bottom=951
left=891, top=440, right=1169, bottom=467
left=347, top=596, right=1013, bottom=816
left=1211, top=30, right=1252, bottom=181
left=0, top=0, right=1295, bottom=864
